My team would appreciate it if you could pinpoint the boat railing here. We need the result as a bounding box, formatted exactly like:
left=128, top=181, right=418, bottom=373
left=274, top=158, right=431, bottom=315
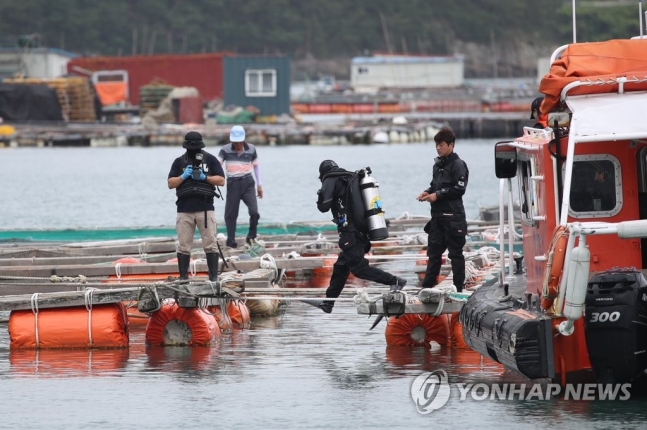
left=549, top=44, right=570, bottom=65
left=560, top=76, right=647, bottom=101
left=555, top=219, right=647, bottom=335
left=522, top=127, right=553, bottom=140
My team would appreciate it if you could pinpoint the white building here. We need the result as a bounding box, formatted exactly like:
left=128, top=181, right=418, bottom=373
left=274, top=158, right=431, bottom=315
left=0, top=48, right=76, bottom=79
left=537, top=57, right=551, bottom=84
left=351, top=54, right=464, bottom=92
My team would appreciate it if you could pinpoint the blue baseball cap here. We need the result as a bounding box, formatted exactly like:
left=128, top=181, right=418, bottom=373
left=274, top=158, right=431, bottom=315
left=230, top=125, right=245, bottom=142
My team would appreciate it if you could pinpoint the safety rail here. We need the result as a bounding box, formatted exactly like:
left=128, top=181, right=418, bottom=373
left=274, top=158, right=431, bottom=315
left=555, top=220, right=647, bottom=336
left=560, top=76, right=647, bottom=101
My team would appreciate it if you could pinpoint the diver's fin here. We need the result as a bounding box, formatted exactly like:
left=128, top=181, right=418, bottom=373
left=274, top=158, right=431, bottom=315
left=369, top=314, right=384, bottom=331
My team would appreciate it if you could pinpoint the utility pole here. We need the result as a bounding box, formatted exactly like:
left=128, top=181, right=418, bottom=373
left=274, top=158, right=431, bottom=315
left=380, top=12, right=393, bottom=53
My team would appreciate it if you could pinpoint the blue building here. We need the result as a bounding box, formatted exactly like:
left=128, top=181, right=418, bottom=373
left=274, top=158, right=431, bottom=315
left=223, top=55, right=291, bottom=116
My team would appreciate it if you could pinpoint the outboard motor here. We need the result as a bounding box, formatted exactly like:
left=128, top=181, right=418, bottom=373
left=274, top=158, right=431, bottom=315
left=359, top=167, right=388, bottom=241
left=584, top=270, right=647, bottom=384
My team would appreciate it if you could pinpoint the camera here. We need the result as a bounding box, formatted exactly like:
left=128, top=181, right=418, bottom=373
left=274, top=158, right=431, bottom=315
left=192, top=152, right=204, bottom=180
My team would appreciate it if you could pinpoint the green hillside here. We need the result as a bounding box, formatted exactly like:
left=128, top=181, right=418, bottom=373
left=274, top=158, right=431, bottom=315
left=0, top=0, right=641, bottom=58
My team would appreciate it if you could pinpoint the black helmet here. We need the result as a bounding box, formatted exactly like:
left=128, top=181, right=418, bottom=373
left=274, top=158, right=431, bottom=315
left=319, top=160, right=338, bottom=180
left=183, top=131, right=205, bottom=149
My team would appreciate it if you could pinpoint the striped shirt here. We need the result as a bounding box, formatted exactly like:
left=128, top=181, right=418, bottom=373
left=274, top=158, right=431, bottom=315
left=217, top=142, right=259, bottom=179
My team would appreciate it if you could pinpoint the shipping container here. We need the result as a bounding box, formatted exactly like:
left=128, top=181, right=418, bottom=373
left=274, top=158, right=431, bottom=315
left=223, top=56, right=290, bottom=116
left=67, top=53, right=226, bottom=105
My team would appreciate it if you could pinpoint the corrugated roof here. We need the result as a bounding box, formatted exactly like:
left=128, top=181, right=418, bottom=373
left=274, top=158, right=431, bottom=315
left=352, top=55, right=464, bottom=65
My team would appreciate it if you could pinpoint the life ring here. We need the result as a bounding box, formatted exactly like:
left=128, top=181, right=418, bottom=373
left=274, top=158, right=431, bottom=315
left=541, top=226, right=569, bottom=310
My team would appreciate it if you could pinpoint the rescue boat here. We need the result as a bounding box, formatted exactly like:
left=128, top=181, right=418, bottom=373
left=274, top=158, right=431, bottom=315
left=461, top=37, right=647, bottom=387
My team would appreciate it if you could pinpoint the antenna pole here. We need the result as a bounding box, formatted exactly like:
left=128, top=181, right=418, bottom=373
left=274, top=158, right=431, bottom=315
left=641, top=1, right=644, bottom=38
left=572, top=0, right=577, bottom=43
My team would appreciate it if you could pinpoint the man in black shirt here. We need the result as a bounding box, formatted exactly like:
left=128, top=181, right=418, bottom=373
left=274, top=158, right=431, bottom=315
left=168, top=131, right=225, bottom=282
left=417, top=127, right=469, bottom=292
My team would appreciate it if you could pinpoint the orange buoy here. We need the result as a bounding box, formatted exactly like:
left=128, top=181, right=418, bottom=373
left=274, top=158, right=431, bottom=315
left=312, top=256, right=336, bottom=277
left=385, top=314, right=450, bottom=347
left=9, top=303, right=129, bottom=349
left=123, top=302, right=150, bottom=327
left=207, top=305, right=234, bottom=332
left=145, top=303, right=219, bottom=346
left=227, top=300, right=251, bottom=328
left=448, top=312, right=467, bottom=349
left=112, top=257, right=144, bottom=265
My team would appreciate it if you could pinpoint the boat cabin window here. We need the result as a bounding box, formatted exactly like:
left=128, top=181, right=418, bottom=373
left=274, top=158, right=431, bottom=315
left=568, top=155, right=622, bottom=218
left=518, top=155, right=539, bottom=226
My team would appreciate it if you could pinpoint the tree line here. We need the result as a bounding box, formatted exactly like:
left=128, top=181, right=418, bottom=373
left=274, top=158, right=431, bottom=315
left=0, top=0, right=641, bottom=58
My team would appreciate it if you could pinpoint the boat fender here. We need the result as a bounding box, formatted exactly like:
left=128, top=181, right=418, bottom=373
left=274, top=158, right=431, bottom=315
left=541, top=226, right=568, bottom=310
left=562, top=243, right=591, bottom=320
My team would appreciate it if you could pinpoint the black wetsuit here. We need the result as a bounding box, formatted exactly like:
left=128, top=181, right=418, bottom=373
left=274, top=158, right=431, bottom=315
left=422, top=152, right=469, bottom=291
left=317, top=168, right=397, bottom=306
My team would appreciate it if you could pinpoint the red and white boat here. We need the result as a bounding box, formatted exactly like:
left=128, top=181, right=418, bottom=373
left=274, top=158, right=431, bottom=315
left=461, top=37, right=647, bottom=386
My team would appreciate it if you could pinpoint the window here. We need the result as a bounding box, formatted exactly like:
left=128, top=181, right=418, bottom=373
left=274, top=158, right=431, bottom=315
left=245, top=69, right=277, bottom=97
left=568, top=155, right=622, bottom=218
left=518, top=155, right=539, bottom=226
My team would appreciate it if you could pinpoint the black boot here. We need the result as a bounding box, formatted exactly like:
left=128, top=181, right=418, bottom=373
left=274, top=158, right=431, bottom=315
left=177, top=253, right=191, bottom=280
left=300, top=299, right=333, bottom=313
left=206, top=252, right=220, bottom=282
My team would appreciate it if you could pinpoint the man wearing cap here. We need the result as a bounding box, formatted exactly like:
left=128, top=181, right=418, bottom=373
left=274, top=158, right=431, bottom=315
left=218, top=125, right=263, bottom=248
left=168, top=131, right=225, bottom=282
left=530, top=96, right=548, bottom=128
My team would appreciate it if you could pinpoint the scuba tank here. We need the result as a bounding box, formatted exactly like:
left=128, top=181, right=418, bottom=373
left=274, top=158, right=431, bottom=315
left=358, top=167, right=389, bottom=241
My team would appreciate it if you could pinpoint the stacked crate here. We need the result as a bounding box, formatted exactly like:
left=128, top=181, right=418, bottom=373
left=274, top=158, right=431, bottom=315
left=3, top=77, right=96, bottom=122
left=139, top=82, right=175, bottom=116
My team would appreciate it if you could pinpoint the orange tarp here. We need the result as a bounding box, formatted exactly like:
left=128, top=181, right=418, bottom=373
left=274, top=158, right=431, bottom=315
left=539, top=39, right=647, bottom=114
left=94, top=81, right=128, bottom=106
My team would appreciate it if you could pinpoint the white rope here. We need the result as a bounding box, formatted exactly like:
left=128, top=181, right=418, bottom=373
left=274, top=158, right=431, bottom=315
left=190, top=258, right=204, bottom=277
left=284, top=251, right=301, bottom=259
left=259, top=253, right=279, bottom=280
left=242, top=295, right=357, bottom=302
left=138, top=242, right=148, bottom=259
left=115, top=263, right=122, bottom=280
left=30, top=293, right=40, bottom=349
left=365, top=254, right=427, bottom=261
left=84, top=288, right=98, bottom=348
left=395, top=211, right=412, bottom=220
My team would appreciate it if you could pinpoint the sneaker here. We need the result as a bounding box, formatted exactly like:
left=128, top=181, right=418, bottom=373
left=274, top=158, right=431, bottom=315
left=227, top=242, right=238, bottom=249
left=390, top=277, right=407, bottom=292
left=246, top=237, right=257, bottom=246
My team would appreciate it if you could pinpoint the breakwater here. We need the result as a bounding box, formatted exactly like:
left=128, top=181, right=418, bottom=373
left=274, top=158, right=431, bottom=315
left=0, top=112, right=529, bottom=148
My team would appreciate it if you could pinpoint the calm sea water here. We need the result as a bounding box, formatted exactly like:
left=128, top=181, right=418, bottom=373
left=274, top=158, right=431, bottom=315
left=1, top=142, right=646, bottom=429
left=0, top=141, right=502, bottom=230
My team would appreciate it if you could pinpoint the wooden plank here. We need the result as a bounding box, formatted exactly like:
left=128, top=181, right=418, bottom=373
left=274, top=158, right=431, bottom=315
left=356, top=301, right=464, bottom=315
left=0, top=257, right=328, bottom=278
left=0, top=270, right=276, bottom=311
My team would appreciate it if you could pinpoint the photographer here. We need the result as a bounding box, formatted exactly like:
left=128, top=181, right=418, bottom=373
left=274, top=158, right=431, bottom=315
left=168, top=131, right=225, bottom=282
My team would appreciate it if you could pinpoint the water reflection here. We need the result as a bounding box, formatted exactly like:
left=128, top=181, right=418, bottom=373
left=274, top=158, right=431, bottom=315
left=9, top=348, right=129, bottom=376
